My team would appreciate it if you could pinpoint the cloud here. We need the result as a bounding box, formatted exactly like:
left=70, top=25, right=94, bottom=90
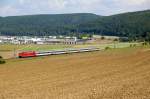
left=113, top=0, right=147, bottom=6
left=108, top=0, right=150, bottom=14
left=0, top=0, right=149, bottom=16
left=0, top=6, right=19, bottom=16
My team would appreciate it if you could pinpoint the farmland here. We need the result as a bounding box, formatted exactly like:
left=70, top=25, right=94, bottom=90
left=0, top=42, right=139, bottom=59
left=0, top=47, right=150, bottom=99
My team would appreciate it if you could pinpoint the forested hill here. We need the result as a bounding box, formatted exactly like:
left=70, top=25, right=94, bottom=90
left=0, top=10, right=150, bottom=40
left=79, top=10, right=150, bottom=40
left=0, top=13, right=100, bottom=36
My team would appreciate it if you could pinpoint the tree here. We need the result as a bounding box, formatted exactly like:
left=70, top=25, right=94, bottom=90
left=145, top=32, right=150, bottom=43
left=101, top=36, right=105, bottom=40
left=0, top=56, right=6, bottom=64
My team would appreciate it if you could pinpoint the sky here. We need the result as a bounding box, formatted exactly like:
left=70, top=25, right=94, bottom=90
left=0, top=0, right=150, bottom=16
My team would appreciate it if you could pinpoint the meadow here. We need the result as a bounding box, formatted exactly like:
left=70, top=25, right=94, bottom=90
left=0, top=47, right=150, bottom=99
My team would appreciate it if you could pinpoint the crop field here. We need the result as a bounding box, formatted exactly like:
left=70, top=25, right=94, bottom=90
left=0, top=44, right=72, bottom=59
left=0, top=43, right=139, bottom=51
left=0, top=47, right=150, bottom=99
left=0, top=42, right=139, bottom=59
left=0, top=44, right=73, bottom=52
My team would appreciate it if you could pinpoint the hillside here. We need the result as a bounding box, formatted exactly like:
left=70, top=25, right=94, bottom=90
left=0, top=13, right=100, bottom=36
left=79, top=10, right=150, bottom=40
left=0, top=10, right=150, bottom=40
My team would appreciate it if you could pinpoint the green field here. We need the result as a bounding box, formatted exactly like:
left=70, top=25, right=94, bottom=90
left=0, top=44, right=73, bottom=51
left=74, top=42, right=140, bottom=49
left=0, top=42, right=141, bottom=59
left=0, top=42, right=140, bottom=51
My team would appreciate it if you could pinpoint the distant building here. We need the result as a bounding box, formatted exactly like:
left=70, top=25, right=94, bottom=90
left=0, top=36, right=84, bottom=45
left=0, top=40, right=2, bottom=43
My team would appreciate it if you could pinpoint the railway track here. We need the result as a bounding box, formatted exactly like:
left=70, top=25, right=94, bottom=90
left=18, top=47, right=100, bottom=58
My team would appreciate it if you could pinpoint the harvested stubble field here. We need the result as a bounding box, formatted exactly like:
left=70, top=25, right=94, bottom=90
left=0, top=47, right=150, bottom=99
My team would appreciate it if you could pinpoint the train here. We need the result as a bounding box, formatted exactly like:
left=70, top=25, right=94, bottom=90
left=18, top=47, right=100, bottom=58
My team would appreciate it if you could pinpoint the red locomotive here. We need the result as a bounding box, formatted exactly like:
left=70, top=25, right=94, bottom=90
left=18, top=51, right=36, bottom=58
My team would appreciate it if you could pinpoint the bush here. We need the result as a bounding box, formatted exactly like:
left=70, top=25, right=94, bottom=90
left=0, top=60, right=5, bottom=64
left=114, top=38, right=119, bottom=41
left=0, top=56, right=6, bottom=64
left=105, top=46, right=111, bottom=50
left=101, top=36, right=105, bottom=40
left=130, top=44, right=133, bottom=47
left=133, top=44, right=137, bottom=47
left=130, top=44, right=137, bottom=47
left=142, top=42, right=149, bottom=46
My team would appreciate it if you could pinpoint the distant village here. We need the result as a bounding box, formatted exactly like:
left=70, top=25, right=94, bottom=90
left=0, top=36, right=89, bottom=45
left=0, top=35, right=126, bottom=45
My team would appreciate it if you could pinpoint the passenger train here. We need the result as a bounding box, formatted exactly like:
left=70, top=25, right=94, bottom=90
left=18, top=47, right=100, bottom=58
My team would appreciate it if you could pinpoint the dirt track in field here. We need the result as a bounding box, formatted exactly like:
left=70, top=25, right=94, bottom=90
left=0, top=48, right=150, bottom=99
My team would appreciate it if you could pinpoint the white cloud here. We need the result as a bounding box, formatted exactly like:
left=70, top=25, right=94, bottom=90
left=108, top=0, right=150, bottom=15
left=0, top=0, right=149, bottom=16
left=0, top=6, right=20, bottom=16
left=19, top=0, right=25, bottom=5
left=114, top=0, right=147, bottom=6
left=113, top=0, right=150, bottom=8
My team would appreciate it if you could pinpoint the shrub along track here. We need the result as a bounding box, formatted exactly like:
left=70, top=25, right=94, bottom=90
left=0, top=48, right=150, bottom=99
